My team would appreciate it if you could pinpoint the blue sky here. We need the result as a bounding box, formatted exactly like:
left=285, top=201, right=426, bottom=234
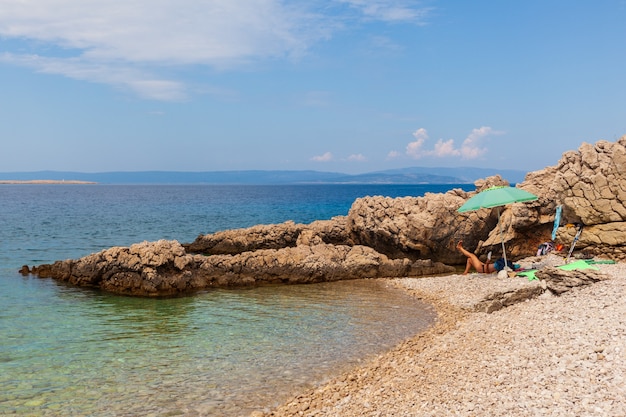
left=1, top=1, right=625, bottom=174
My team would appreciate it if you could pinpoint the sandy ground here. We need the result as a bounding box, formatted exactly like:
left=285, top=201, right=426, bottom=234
left=259, top=256, right=626, bottom=416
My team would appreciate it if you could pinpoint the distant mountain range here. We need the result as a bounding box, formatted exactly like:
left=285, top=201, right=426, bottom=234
left=0, top=167, right=528, bottom=185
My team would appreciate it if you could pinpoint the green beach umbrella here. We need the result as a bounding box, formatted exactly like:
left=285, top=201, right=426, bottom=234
left=457, top=186, right=538, bottom=270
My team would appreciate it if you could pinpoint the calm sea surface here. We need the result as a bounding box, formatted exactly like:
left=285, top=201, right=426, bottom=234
left=0, top=184, right=471, bottom=416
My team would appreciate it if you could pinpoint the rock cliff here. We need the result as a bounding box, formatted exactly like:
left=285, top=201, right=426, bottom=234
left=519, top=136, right=626, bottom=260
left=29, top=135, right=626, bottom=295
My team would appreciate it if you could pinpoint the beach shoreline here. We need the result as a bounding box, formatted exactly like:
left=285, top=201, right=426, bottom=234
left=261, top=260, right=626, bottom=416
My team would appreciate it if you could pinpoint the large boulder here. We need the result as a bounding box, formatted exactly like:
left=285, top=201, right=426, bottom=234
left=346, top=189, right=487, bottom=264
left=34, top=240, right=201, bottom=295
left=345, top=175, right=532, bottom=265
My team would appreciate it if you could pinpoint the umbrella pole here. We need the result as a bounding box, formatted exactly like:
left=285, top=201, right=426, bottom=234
left=498, top=208, right=508, bottom=270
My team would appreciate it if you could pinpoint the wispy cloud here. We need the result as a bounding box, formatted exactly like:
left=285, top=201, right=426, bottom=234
left=336, top=0, right=431, bottom=23
left=0, top=53, right=187, bottom=100
left=402, top=127, right=504, bottom=160
left=0, top=0, right=432, bottom=101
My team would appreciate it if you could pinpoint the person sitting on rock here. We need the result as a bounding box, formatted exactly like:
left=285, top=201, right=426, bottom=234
left=457, top=241, right=496, bottom=274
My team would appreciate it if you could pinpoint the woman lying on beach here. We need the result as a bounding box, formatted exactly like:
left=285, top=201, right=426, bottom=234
left=457, top=241, right=495, bottom=274
left=457, top=241, right=520, bottom=275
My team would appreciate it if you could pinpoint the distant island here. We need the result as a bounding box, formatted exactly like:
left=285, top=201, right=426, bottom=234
left=0, top=180, right=96, bottom=184
left=0, top=167, right=527, bottom=185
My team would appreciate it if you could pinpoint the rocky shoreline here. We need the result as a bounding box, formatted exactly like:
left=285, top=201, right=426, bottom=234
left=261, top=257, right=625, bottom=416
left=26, top=136, right=626, bottom=295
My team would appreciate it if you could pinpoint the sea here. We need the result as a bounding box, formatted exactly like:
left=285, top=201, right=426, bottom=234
left=0, top=183, right=472, bottom=416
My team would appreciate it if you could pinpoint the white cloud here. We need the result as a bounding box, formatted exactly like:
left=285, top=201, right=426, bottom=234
left=0, top=0, right=313, bottom=64
left=431, top=138, right=461, bottom=157
left=386, top=150, right=401, bottom=159
left=311, top=152, right=334, bottom=162
left=347, top=153, right=367, bottom=161
left=406, top=127, right=429, bottom=158
left=460, top=126, right=503, bottom=159
left=404, top=126, right=504, bottom=160
left=0, top=0, right=432, bottom=101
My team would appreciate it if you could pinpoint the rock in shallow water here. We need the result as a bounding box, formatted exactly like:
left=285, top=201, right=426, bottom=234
left=33, top=239, right=453, bottom=296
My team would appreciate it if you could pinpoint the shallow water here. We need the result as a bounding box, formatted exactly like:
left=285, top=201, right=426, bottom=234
left=0, top=184, right=466, bottom=416
left=1, top=277, right=434, bottom=416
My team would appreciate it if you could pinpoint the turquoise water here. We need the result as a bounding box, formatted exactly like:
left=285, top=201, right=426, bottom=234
left=0, top=184, right=469, bottom=416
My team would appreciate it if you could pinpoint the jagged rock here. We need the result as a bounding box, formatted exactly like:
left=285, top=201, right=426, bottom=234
left=346, top=188, right=496, bottom=265
left=535, top=266, right=611, bottom=295
left=35, top=240, right=199, bottom=295
left=473, top=286, right=545, bottom=313
left=183, top=221, right=304, bottom=254
left=184, top=218, right=353, bottom=255
left=300, top=218, right=353, bottom=246
left=35, top=239, right=454, bottom=296
left=501, top=136, right=626, bottom=260
left=183, top=175, right=513, bottom=266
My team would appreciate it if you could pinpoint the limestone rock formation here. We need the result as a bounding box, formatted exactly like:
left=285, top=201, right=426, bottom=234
left=184, top=221, right=304, bottom=254
left=34, top=240, right=200, bottom=295
left=346, top=175, right=515, bottom=265
left=182, top=175, right=513, bottom=266
left=34, top=239, right=453, bottom=296
left=502, top=135, right=626, bottom=260
left=184, top=218, right=353, bottom=255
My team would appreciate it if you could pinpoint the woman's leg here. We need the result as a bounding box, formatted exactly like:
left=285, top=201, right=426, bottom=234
left=457, top=241, right=485, bottom=274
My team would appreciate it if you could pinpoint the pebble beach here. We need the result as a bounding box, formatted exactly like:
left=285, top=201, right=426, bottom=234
left=263, top=257, right=626, bottom=416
